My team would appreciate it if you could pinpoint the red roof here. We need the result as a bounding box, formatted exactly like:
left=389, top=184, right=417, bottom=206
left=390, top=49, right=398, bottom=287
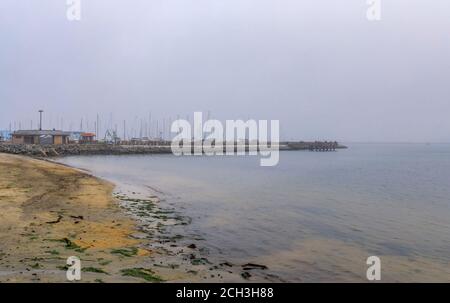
left=81, top=133, right=95, bottom=137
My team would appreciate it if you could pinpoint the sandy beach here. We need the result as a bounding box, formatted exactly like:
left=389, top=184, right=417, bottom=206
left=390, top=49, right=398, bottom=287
left=0, top=153, right=154, bottom=282
left=0, top=153, right=250, bottom=283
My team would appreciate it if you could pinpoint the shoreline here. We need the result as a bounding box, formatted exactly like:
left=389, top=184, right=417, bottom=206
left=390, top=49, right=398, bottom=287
left=53, top=156, right=276, bottom=282
left=0, top=153, right=153, bottom=282
left=4, top=150, right=449, bottom=282
left=52, top=151, right=450, bottom=283
left=0, top=153, right=253, bottom=282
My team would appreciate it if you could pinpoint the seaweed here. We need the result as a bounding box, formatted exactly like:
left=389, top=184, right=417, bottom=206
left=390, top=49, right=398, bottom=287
left=99, top=260, right=112, bottom=266
left=120, top=268, right=164, bottom=282
left=82, top=267, right=109, bottom=275
left=47, top=237, right=84, bottom=251
left=30, top=263, right=42, bottom=269
left=110, top=247, right=138, bottom=257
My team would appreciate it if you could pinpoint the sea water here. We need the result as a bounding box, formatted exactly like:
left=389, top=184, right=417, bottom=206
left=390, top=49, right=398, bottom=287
left=57, top=143, right=450, bottom=282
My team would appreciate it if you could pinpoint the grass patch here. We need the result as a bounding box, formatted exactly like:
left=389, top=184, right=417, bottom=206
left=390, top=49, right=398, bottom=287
left=120, top=268, right=164, bottom=282
left=111, top=247, right=138, bottom=257
left=45, top=250, right=60, bottom=255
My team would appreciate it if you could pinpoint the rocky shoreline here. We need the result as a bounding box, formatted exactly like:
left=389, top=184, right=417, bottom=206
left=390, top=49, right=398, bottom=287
left=0, top=143, right=172, bottom=157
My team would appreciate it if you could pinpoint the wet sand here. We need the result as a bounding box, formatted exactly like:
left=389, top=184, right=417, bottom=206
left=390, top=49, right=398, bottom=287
left=0, top=153, right=243, bottom=282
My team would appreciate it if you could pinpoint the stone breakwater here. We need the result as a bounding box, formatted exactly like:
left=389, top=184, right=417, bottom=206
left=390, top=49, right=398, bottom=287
left=0, top=143, right=172, bottom=157
left=0, top=141, right=347, bottom=157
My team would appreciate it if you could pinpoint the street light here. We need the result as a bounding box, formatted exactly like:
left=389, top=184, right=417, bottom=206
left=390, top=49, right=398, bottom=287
left=39, top=110, right=43, bottom=130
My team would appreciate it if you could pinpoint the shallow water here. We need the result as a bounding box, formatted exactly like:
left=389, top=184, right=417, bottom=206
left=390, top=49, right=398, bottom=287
left=57, top=143, right=450, bottom=282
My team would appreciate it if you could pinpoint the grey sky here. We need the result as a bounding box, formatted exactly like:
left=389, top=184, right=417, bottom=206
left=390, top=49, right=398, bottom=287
left=1, top=0, right=449, bottom=142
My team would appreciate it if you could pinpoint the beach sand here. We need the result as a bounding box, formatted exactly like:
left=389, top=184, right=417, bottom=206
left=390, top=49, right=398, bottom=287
left=0, top=153, right=246, bottom=283
left=0, top=153, right=174, bottom=282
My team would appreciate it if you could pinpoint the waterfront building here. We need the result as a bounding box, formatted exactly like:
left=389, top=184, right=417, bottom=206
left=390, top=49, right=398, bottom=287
left=12, top=130, right=70, bottom=145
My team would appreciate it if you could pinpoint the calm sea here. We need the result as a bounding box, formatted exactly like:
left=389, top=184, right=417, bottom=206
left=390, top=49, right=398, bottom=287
left=57, top=143, right=450, bottom=282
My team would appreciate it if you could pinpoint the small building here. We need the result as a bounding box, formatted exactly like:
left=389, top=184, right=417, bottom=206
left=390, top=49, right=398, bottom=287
left=0, top=130, right=12, bottom=142
left=80, top=132, right=96, bottom=143
left=12, top=130, right=70, bottom=145
left=69, top=131, right=83, bottom=143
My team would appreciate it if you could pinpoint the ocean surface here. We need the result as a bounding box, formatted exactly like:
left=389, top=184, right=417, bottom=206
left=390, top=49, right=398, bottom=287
left=57, top=143, right=450, bottom=282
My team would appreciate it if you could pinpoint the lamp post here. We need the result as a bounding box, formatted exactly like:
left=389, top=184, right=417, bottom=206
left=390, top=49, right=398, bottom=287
left=39, top=110, right=43, bottom=130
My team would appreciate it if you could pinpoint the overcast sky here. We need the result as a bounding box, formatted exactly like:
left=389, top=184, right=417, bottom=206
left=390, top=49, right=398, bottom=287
left=0, top=0, right=449, bottom=142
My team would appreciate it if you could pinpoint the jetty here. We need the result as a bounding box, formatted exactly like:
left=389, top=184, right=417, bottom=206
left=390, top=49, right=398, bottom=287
left=281, top=141, right=344, bottom=151
left=0, top=141, right=346, bottom=157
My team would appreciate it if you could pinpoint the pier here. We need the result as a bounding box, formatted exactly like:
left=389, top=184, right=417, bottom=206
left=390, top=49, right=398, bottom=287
left=0, top=140, right=346, bottom=157
left=283, top=141, right=343, bottom=152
